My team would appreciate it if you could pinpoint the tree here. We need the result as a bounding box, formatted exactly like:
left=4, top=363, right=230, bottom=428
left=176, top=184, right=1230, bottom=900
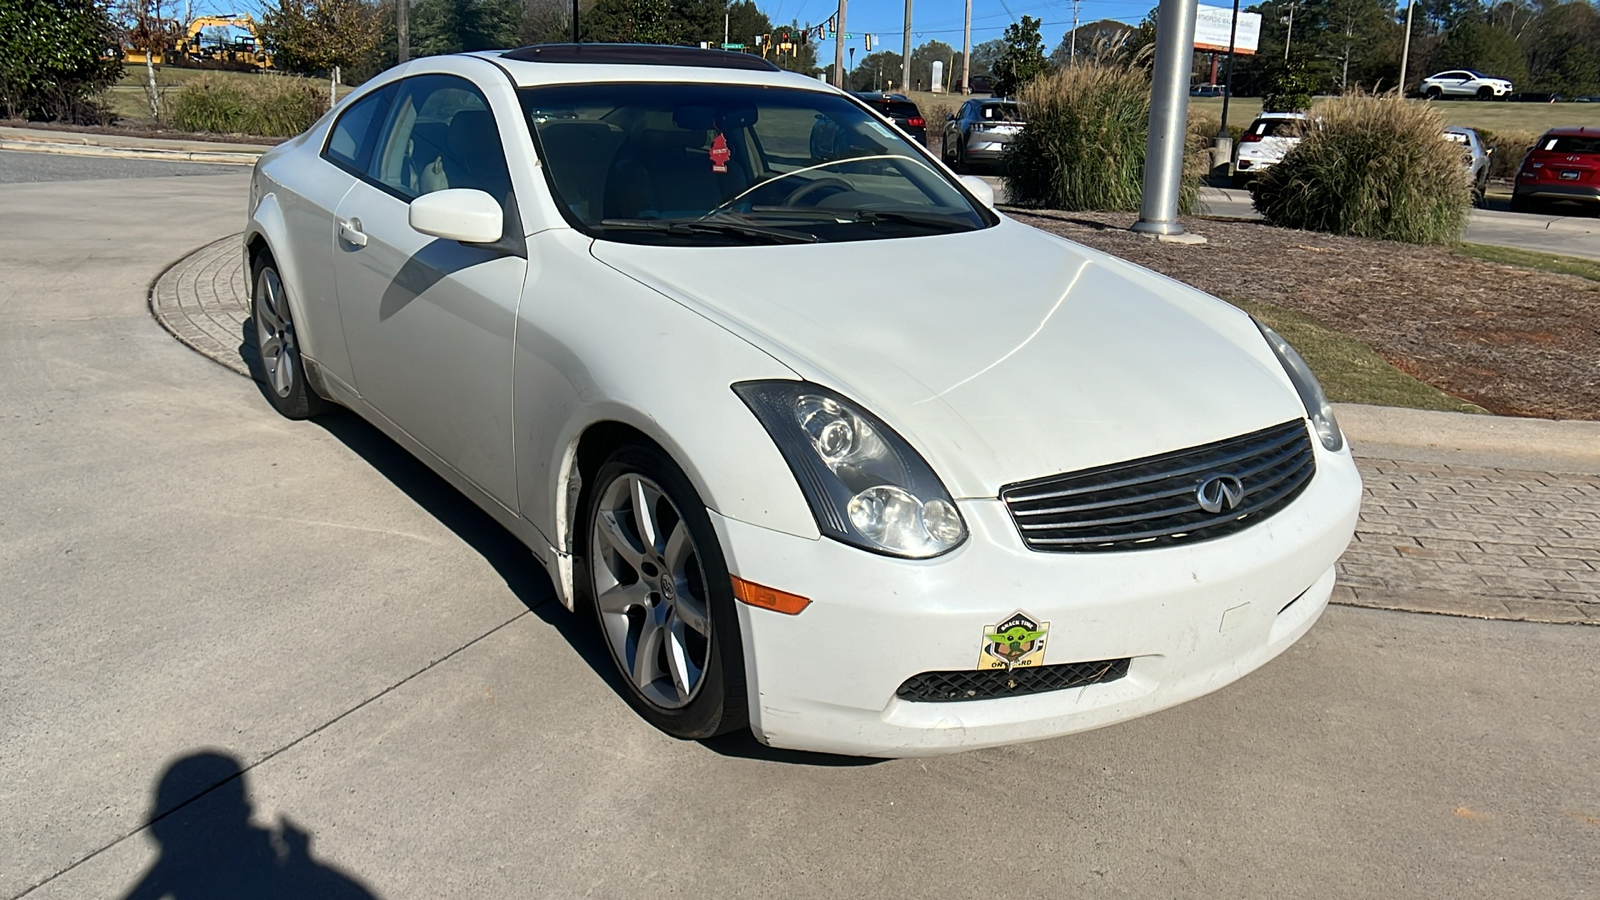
left=1434, top=20, right=1528, bottom=84
left=1260, top=56, right=1317, bottom=110
left=519, top=0, right=582, bottom=44
left=847, top=50, right=902, bottom=91
left=1051, top=19, right=1135, bottom=67
left=1521, top=0, right=1600, bottom=94
left=116, top=0, right=182, bottom=119
left=909, top=40, right=958, bottom=91
left=969, top=38, right=1004, bottom=74
left=260, top=0, right=385, bottom=75
left=581, top=0, right=674, bottom=43
left=991, top=15, right=1050, bottom=96
left=406, top=0, right=520, bottom=55
left=0, top=0, right=122, bottom=121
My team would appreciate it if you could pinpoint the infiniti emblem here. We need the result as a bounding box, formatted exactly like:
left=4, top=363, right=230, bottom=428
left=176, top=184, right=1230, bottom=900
left=1196, top=474, right=1245, bottom=514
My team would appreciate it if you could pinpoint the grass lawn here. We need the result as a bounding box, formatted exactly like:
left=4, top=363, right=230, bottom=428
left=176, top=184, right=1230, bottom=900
left=1229, top=299, right=1487, bottom=414
left=103, top=67, right=348, bottom=124
left=1455, top=243, right=1600, bottom=283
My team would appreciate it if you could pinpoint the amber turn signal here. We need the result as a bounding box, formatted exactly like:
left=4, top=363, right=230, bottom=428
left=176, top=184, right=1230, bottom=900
left=730, top=576, right=811, bottom=615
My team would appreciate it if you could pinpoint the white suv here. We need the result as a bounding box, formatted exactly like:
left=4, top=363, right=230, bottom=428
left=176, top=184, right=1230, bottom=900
left=1420, top=70, right=1514, bottom=100
left=1233, top=112, right=1308, bottom=186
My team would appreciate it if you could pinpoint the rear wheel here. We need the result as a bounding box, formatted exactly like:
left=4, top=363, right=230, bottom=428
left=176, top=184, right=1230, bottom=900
left=251, top=257, right=331, bottom=420
left=953, top=143, right=970, bottom=175
left=1510, top=192, right=1540, bottom=214
left=577, top=444, right=748, bottom=740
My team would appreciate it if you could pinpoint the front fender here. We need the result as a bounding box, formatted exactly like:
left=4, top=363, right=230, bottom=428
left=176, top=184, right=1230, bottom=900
left=244, top=190, right=325, bottom=366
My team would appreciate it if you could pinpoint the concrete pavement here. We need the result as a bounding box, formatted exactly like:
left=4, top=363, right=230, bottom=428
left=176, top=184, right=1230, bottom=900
left=4, top=159, right=1599, bottom=899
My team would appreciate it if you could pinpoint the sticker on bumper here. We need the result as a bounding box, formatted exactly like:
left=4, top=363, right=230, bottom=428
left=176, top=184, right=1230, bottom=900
left=978, top=612, right=1049, bottom=671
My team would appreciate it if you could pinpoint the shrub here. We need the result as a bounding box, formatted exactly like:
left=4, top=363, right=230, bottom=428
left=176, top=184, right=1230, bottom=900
left=169, top=75, right=325, bottom=136
left=1252, top=94, right=1471, bottom=245
left=1005, top=63, right=1202, bottom=213
left=0, top=0, right=122, bottom=121
left=1260, top=58, right=1316, bottom=113
left=1477, top=128, right=1537, bottom=180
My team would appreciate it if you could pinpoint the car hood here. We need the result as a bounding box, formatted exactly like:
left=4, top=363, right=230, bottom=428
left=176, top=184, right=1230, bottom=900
left=589, top=217, right=1304, bottom=498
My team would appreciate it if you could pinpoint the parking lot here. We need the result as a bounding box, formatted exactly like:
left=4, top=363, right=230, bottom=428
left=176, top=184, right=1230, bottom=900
left=3, top=154, right=1598, bottom=898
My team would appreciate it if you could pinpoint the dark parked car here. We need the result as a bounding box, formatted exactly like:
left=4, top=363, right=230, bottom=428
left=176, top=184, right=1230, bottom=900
left=1190, top=83, right=1228, bottom=98
left=1513, top=126, right=1600, bottom=212
left=850, top=92, right=927, bottom=145
left=941, top=98, right=1025, bottom=173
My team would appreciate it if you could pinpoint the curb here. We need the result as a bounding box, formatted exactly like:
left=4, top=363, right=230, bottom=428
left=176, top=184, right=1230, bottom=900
left=1336, top=403, right=1600, bottom=476
left=0, top=137, right=259, bottom=166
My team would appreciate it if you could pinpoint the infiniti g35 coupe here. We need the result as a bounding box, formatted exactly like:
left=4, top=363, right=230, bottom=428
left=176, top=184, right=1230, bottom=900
left=242, top=43, right=1361, bottom=757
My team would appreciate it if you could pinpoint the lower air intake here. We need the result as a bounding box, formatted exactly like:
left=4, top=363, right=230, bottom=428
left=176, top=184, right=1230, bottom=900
left=896, top=658, right=1131, bottom=703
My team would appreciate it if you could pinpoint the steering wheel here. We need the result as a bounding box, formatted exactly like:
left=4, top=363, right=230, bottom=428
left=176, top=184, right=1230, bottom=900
left=782, top=177, right=854, bottom=207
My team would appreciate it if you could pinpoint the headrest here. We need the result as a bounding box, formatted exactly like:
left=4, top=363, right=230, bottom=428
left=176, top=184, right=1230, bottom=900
left=672, top=105, right=716, bottom=130
left=447, top=110, right=498, bottom=156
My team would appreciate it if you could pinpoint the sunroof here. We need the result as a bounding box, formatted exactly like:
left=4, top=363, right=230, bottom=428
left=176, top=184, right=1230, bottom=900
left=501, top=43, right=781, bottom=72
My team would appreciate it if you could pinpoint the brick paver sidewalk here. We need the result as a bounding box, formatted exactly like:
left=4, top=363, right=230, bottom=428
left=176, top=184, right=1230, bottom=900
left=150, top=236, right=1600, bottom=624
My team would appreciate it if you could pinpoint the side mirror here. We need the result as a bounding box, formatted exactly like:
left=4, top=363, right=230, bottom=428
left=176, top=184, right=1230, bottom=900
left=946, top=113, right=956, bottom=121
left=959, top=174, right=995, bottom=209
left=409, top=188, right=503, bottom=244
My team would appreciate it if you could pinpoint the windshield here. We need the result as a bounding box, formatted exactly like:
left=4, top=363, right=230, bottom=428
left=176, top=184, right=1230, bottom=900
left=519, top=82, right=992, bottom=245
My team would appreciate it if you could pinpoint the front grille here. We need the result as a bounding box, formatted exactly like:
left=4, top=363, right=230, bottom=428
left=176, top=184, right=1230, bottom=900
left=1001, top=420, right=1316, bottom=552
left=897, top=658, right=1131, bottom=703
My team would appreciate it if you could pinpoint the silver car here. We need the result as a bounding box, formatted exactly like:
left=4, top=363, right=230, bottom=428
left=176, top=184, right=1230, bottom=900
left=1444, top=125, right=1492, bottom=205
left=941, top=99, right=1024, bottom=173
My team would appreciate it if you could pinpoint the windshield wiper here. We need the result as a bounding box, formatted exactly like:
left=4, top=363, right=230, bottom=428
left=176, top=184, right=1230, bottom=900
left=598, top=217, right=818, bottom=244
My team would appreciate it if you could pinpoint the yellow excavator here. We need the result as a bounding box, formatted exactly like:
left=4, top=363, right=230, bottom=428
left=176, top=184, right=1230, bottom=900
left=121, top=15, right=272, bottom=70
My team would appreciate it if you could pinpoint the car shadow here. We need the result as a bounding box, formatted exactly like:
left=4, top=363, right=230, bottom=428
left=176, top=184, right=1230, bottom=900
left=303, top=405, right=877, bottom=767
left=119, top=750, right=381, bottom=900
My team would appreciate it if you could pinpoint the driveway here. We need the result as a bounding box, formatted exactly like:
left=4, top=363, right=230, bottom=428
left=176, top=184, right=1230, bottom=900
left=3, top=156, right=1598, bottom=899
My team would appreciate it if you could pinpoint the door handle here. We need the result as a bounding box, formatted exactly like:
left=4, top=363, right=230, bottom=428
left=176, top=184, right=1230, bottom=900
left=338, top=218, right=368, bottom=248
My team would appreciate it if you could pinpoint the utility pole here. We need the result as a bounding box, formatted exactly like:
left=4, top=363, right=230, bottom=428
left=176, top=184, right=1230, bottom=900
left=1398, top=0, right=1416, bottom=96
left=834, top=0, right=848, bottom=88
left=1069, top=0, right=1079, bottom=65
left=397, top=0, right=409, bottom=63
left=1218, top=0, right=1240, bottom=134
left=961, top=0, right=972, bottom=94
left=902, top=0, right=912, bottom=96
left=1132, top=0, right=1203, bottom=240
left=1283, top=0, right=1294, bottom=61
left=573, top=0, right=580, bottom=42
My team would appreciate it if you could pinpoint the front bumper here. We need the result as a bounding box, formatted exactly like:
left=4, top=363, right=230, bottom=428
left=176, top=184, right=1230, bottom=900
left=713, top=437, right=1361, bottom=757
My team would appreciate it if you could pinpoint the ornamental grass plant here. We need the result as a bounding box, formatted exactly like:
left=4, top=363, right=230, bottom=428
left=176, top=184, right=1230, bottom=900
left=169, top=74, right=324, bottom=137
left=1252, top=94, right=1473, bottom=245
left=1004, top=63, right=1202, bottom=213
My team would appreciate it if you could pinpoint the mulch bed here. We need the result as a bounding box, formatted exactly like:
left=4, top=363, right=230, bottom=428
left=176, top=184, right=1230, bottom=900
left=1007, top=209, right=1600, bottom=421
left=0, top=118, right=283, bottom=146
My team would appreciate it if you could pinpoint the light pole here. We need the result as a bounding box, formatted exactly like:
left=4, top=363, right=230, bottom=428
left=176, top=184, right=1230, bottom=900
left=1398, top=0, right=1416, bottom=96
left=1283, top=0, right=1295, bottom=61
left=961, top=0, right=972, bottom=93
left=902, top=0, right=912, bottom=96
left=1132, top=0, right=1203, bottom=239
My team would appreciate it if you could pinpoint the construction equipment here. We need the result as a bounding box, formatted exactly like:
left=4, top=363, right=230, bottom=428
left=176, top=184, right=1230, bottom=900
left=120, top=14, right=272, bottom=70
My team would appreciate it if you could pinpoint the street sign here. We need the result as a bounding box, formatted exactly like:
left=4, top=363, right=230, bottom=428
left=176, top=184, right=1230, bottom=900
left=1193, top=5, right=1261, bottom=54
left=720, top=43, right=745, bottom=49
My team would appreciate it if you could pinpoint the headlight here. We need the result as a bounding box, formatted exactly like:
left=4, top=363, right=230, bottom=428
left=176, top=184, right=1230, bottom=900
left=1254, top=319, right=1344, bottom=452
left=734, top=381, right=967, bottom=558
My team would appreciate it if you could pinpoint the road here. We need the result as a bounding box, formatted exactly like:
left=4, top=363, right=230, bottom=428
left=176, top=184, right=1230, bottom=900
left=3, top=155, right=1598, bottom=899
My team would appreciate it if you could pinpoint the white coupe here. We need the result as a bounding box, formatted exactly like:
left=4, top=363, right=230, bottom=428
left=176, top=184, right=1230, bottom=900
left=243, top=44, right=1361, bottom=757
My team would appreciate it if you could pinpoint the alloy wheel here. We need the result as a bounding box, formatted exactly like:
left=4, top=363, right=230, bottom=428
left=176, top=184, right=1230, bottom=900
left=254, top=268, right=296, bottom=399
left=590, top=473, right=713, bottom=709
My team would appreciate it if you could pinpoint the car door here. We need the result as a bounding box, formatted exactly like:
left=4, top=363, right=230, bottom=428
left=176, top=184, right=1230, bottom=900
left=1445, top=72, right=1472, bottom=96
left=332, top=72, right=527, bottom=510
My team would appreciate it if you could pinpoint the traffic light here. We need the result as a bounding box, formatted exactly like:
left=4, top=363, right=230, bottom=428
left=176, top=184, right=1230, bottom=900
left=864, top=34, right=873, bottom=51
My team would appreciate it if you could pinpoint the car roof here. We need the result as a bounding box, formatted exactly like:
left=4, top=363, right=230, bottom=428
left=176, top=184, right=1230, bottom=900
left=1254, top=112, right=1307, bottom=120
left=1541, top=126, right=1599, bottom=137
left=476, top=44, right=835, bottom=94
left=1444, top=125, right=1477, bottom=136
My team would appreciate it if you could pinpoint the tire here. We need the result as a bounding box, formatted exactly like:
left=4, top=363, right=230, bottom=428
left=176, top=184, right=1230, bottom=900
left=1425, top=86, right=1442, bottom=100
left=1510, top=192, right=1539, bottom=214
left=251, top=256, right=331, bottom=420
left=1230, top=172, right=1252, bottom=190
left=1477, top=86, right=1493, bottom=101
left=576, top=444, right=748, bottom=741
left=953, top=140, right=971, bottom=175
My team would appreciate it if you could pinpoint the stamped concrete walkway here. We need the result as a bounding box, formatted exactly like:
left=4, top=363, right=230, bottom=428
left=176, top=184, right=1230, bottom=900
left=152, top=236, right=1600, bottom=626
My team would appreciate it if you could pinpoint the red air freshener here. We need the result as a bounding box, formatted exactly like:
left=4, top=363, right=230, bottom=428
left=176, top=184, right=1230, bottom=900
left=709, top=132, right=731, bottom=173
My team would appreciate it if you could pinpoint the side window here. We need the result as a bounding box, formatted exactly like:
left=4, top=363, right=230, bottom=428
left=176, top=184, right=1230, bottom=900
left=323, top=85, right=396, bottom=173
left=365, top=74, right=512, bottom=203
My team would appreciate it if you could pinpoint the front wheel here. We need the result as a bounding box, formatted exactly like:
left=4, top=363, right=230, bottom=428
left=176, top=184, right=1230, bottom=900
left=1477, top=86, right=1494, bottom=100
left=577, top=444, right=748, bottom=740
left=1425, top=86, right=1442, bottom=100
left=251, top=258, right=331, bottom=419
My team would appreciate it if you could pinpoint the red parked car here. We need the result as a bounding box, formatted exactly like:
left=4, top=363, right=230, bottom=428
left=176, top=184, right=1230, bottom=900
left=1512, top=125, right=1600, bottom=213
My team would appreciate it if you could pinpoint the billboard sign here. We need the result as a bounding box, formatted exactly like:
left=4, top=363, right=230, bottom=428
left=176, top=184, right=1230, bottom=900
left=1193, top=5, right=1261, bottom=55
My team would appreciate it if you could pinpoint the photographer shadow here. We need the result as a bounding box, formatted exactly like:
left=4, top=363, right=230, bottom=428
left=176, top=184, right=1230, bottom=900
left=121, top=751, right=380, bottom=900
